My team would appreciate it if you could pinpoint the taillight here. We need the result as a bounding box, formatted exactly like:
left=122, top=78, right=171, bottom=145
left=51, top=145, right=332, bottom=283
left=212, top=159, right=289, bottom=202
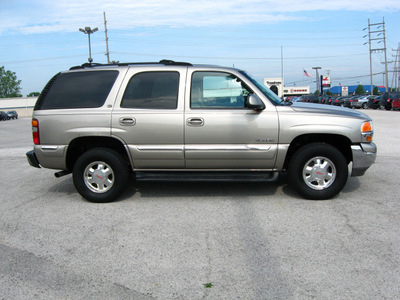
left=387, top=98, right=391, bottom=103
left=32, top=119, right=40, bottom=145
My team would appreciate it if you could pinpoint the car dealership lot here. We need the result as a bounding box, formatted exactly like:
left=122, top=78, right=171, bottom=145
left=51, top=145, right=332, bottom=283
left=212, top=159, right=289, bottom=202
left=0, top=110, right=399, bottom=299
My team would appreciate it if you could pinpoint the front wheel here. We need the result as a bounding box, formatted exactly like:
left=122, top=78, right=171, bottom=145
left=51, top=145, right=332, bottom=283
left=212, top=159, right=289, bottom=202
left=73, top=148, right=129, bottom=203
left=288, top=143, right=348, bottom=200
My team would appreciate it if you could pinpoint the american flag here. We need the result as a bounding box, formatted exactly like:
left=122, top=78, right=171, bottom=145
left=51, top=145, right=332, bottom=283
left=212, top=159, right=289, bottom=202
left=303, top=70, right=312, bottom=78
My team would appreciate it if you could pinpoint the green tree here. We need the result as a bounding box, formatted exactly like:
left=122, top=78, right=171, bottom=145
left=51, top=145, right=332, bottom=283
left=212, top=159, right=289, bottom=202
left=373, top=86, right=379, bottom=95
left=28, top=92, right=40, bottom=97
left=0, top=66, right=22, bottom=98
left=355, top=84, right=365, bottom=95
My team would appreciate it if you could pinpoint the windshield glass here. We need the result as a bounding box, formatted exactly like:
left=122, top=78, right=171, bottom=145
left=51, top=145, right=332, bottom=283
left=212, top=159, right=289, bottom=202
left=239, top=70, right=282, bottom=105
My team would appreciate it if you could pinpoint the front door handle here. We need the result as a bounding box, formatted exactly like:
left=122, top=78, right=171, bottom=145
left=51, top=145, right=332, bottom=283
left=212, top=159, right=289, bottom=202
left=186, top=118, right=204, bottom=126
left=119, top=117, right=136, bottom=126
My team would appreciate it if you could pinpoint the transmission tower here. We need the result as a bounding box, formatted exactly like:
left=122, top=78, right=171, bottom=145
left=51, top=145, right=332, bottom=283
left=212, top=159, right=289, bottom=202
left=364, top=18, right=389, bottom=94
left=391, top=44, right=400, bottom=91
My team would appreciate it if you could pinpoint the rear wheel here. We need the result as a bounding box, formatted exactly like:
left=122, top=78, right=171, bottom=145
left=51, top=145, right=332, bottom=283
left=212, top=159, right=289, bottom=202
left=288, top=143, right=348, bottom=200
left=73, top=148, right=129, bottom=203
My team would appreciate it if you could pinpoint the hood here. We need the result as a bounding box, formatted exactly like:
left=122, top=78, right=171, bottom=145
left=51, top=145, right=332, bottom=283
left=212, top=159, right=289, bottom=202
left=290, top=102, right=371, bottom=120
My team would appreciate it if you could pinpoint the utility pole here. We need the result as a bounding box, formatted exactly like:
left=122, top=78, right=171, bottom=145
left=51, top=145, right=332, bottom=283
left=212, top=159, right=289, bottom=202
left=312, top=67, right=321, bottom=93
left=364, top=18, right=389, bottom=94
left=104, top=12, right=111, bottom=64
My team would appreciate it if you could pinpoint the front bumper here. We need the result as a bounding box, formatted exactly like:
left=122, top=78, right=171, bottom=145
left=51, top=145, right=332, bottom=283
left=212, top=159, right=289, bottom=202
left=351, top=143, right=377, bottom=176
left=26, top=150, right=41, bottom=168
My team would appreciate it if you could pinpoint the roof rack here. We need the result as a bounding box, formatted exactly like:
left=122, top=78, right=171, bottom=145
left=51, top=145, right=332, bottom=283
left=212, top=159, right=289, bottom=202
left=70, top=59, right=192, bottom=70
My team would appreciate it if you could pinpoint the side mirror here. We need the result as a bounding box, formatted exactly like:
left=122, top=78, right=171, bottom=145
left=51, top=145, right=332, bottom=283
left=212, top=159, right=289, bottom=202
left=247, top=94, right=265, bottom=111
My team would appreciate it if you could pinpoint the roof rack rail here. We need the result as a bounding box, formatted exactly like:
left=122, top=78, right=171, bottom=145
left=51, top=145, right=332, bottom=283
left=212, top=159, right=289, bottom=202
left=70, top=59, right=192, bottom=70
left=159, top=59, right=192, bottom=66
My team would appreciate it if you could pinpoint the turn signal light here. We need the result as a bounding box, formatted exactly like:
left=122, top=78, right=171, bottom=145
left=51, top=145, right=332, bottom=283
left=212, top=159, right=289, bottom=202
left=361, top=122, right=372, bottom=132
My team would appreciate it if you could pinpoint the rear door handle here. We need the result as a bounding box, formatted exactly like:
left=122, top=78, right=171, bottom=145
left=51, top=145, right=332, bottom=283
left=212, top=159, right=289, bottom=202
left=119, top=117, right=136, bottom=126
left=186, top=118, right=204, bottom=126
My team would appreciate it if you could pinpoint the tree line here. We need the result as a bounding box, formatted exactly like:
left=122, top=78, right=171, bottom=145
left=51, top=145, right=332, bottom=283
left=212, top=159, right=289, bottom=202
left=0, top=66, right=39, bottom=98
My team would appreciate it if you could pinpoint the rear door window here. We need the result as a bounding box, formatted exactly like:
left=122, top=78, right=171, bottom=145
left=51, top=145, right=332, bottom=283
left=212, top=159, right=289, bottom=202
left=121, top=71, right=179, bottom=109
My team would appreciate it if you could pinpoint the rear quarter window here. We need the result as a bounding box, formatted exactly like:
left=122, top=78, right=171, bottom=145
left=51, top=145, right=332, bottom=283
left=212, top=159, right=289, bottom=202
left=39, top=70, right=118, bottom=109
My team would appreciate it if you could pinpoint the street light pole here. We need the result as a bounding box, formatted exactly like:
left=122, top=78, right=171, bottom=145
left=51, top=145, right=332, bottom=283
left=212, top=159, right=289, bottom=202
left=79, top=27, right=98, bottom=63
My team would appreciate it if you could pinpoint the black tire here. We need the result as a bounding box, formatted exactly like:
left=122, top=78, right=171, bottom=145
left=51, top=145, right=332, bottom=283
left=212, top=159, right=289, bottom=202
left=73, top=148, right=129, bottom=203
left=288, top=143, right=348, bottom=200
left=362, top=102, right=367, bottom=109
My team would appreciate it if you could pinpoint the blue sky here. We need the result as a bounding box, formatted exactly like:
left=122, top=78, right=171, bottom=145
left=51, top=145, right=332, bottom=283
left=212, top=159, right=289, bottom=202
left=1, top=0, right=399, bottom=96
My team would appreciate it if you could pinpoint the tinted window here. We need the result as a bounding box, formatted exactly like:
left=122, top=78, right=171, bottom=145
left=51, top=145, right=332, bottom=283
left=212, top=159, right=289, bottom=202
left=191, top=72, right=251, bottom=109
left=41, top=71, right=118, bottom=109
left=121, top=72, right=179, bottom=109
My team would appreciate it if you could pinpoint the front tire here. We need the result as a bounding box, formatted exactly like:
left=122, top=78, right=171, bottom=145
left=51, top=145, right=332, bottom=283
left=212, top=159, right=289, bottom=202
left=73, top=148, right=129, bottom=203
left=288, top=143, right=348, bottom=200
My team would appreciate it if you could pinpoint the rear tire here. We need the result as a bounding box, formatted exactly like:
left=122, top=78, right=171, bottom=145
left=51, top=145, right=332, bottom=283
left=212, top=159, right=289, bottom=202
left=288, top=143, right=348, bottom=200
left=73, top=148, right=129, bottom=203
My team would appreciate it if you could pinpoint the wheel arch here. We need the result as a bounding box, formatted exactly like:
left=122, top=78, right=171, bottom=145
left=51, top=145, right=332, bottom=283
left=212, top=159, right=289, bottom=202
left=66, top=136, right=131, bottom=171
left=283, top=134, right=352, bottom=170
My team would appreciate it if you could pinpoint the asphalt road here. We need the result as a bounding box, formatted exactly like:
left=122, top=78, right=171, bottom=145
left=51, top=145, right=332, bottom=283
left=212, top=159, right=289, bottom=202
left=0, top=109, right=399, bottom=299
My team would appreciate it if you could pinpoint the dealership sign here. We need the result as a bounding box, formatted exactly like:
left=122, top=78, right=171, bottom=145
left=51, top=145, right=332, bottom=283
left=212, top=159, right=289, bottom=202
left=322, top=76, right=331, bottom=87
left=264, top=78, right=283, bottom=98
left=283, top=86, right=310, bottom=95
left=341, top=86, right=349, bottom=96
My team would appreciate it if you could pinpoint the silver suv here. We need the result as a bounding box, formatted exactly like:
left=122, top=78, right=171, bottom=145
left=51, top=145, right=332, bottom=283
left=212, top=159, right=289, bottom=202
left=26, top=60, right=377, bottom=202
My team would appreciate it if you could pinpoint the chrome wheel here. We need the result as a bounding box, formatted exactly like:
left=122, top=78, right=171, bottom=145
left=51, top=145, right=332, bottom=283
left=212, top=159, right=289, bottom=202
left=83, top=161, right=114, bottom=193
left=302, top=156, right=336, bottom=190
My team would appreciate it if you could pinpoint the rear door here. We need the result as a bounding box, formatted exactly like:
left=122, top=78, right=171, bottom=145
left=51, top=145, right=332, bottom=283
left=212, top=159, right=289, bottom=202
left=111, top=66, right=187, bottom=169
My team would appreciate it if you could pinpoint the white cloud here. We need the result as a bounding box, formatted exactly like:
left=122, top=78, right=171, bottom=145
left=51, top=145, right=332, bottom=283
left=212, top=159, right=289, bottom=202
left=1, top=0, right=399, bottom=34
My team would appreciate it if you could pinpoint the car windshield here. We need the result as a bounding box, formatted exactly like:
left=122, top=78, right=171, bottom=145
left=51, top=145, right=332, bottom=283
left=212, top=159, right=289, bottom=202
left=239, top=70, right=282, bottom=105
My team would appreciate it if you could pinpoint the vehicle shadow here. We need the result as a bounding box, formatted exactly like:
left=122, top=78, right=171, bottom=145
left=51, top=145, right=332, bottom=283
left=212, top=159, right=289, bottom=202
left=47, top=173, right=360, bottom=202
left=119, top=172, right=302, bottom=201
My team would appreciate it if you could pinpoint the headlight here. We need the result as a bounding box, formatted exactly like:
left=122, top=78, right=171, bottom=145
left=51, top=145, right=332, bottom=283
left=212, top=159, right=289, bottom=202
left=361, top=121, right=373, bottom=142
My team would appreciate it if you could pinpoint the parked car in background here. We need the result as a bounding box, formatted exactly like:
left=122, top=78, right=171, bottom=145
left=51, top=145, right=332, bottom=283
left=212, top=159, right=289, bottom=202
left=380, top=92, right=400, bottom=110
left=343, top=96, right=358, bottom=108
left=332, top=97, right=348, bottom=107
left=301, top=94, right=320, bottom=103
left=291, top=96, right=303, bottom=103
left=0, top=111, right=9, bottom=121
left=368, top=96, right=381, bottom=109
left=7, top=110, right=18, bottom=119
left=392, top=96, right=400, bottom=111
left=321, top=95, right=333, bottom=105
left=351, top=95, right=370, bottom=109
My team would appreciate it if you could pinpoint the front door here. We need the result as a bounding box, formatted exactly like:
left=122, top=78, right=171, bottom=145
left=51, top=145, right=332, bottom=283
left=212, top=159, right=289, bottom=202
left=184, top=70, right=279, bottom=169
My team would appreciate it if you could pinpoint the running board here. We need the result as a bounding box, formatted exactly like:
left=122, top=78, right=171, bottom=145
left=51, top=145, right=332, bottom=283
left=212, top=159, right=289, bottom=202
left=135, top=171, right=279, bottom=182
